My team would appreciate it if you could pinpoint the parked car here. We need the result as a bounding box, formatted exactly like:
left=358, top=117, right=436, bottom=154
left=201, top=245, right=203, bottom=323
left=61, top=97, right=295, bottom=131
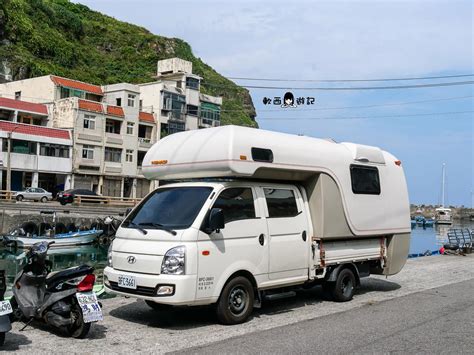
left=14, top=188, right=53, bottom=203
left=57, top=189, right=100, bottom=205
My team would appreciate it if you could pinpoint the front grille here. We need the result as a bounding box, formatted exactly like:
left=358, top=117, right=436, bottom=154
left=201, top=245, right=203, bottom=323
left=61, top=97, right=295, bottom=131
left=109, top=281, right=156, bottom=296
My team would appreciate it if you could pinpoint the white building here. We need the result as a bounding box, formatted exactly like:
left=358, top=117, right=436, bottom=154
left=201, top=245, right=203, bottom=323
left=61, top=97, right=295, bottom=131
left=139, top=58, right=222, bottom=135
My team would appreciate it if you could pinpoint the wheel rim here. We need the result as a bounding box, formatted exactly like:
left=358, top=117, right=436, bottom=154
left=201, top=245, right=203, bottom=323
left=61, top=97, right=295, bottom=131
left=228, top=286, right=248, bottom=316
left=341, top=275, right=354, bottom=297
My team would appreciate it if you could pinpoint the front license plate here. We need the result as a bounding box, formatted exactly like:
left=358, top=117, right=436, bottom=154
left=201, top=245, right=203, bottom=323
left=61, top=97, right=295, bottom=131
left=0, top=300, right=12, bottom=316
left=76, top=292, right=103, bottom=323
left=118, top=274, right=136, bottom=289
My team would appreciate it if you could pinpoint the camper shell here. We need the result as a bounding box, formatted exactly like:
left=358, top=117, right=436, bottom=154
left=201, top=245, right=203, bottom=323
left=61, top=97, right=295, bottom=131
left=105, top=125, right=411, bottom=324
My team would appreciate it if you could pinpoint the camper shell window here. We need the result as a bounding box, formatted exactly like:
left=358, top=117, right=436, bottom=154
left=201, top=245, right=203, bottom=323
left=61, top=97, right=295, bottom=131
left=251, top=147, right=273, bottom=163
left=350, top=165, right=381, bottom=195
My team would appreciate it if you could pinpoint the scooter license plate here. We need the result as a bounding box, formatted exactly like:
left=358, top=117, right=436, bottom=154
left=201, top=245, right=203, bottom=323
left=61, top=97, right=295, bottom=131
left=0, top=300, right=12, bottom=316
left=118, top=274, right=136, bottom=289
left=76, top=292, right=103, bottom=323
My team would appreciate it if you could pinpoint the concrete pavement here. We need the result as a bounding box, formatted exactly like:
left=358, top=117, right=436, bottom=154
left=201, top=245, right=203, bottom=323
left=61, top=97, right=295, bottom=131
left=2, top=254, right=474, bottom=353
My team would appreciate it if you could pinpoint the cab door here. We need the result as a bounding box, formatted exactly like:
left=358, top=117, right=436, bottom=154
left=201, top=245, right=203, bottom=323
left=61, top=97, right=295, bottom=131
left=196, top=186, right=269, bottom=299
left=260, top=186, right=310, bottom=281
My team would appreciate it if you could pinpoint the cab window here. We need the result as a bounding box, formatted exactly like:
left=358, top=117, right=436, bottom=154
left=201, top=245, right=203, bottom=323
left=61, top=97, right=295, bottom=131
left=213, top=188, right=256, bottom=223
left=264, top=188, right=299, bottom=218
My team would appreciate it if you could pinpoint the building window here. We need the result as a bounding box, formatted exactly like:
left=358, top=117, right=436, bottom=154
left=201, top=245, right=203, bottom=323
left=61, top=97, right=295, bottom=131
left=105, top=119, right=121, bottom=134
left=126, top=122, right=134, bottom=135
left=128, top=94, right=136, bottom=107
left=83, top=114, right=96, bottom=130
left=186, top=105, right=198, bottom=116
left=186, top=77, right=200, bottom=90
left=168, top=121, right=185, bottom=134
left=82, top=145, right=94, bottom=159
left=137, top=151, right=146, bottom=167
left=60, top=87, right=84, bottom=99
left=162, top=92, right=185, bottom=120
left=116, top=98, right=122, bottom=106
left=138, top=124, right=153, bottom=142
left=2, top=139, right=37, bottom=154
left=126, top=149, right=134, bottom=162
left=350, top=165, right=381, bottom=195
left=105, top=147, right=122, bottom=163
left=40, top=143, right=70, bottom=158
left=15, top=91, right=21, bottom=100
left=139, top=99, right=143, bottom=110
left=200, top=102, right=221, bottom=123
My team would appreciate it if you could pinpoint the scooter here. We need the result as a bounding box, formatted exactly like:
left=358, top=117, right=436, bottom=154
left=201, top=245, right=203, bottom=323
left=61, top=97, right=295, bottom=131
left=0, top=270, right=12, bottom=346
left=5, top=237, right=102, bottom=338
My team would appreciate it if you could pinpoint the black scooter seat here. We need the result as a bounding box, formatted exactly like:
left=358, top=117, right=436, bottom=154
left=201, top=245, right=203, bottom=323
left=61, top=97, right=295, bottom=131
left=46, top=264, right=94, bottom=287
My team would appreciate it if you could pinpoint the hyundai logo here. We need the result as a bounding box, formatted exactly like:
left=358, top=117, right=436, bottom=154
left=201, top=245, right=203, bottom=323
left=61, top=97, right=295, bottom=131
left=127, top=256, right=136, bottom=264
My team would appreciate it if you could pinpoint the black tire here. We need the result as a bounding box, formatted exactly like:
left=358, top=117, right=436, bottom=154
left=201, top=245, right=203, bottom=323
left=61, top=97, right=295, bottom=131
left=40, top=196, right=48, bottom=203
left=66, top=302, right=91, bottom=339
left=16, top=195, right=23, bottom=202
left=145, top=300, right=173, bottom=311
left=328, top=268, right=356, bottom=302
left=21, top=221, right=38, bottom=236
left=38, top=222, right=52, bottom=236
left=60, top=200, right=67, bottom=206
left=216, top=276, right=254, bottom=325
left=0, top=332, right=5, bottom=347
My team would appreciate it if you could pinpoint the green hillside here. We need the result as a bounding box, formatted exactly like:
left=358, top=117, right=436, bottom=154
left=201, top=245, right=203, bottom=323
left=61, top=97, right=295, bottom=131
left=0, top=0, right=256, bottom=126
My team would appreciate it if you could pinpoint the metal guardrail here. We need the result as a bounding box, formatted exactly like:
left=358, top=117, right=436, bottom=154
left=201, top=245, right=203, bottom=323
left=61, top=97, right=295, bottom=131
left=0, top=190, right=142, bottom=207
left=74, top=194, right=141, bottom=207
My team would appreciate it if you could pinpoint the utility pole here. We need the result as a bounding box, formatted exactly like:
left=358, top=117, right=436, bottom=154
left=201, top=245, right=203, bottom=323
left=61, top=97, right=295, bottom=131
left=441, top=163, right=446, bottom=207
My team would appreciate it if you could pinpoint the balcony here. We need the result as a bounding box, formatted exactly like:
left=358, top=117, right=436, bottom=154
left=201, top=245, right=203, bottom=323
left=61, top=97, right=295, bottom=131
left=138, top=137, right=152, bottom=149
left=199, top=118, right=220, bottom=128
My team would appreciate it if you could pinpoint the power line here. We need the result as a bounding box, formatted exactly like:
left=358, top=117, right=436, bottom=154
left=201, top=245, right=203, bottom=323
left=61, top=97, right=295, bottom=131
left=257, top=110, right=474, bottom=121
left=227, top=73, right=474, bottom=83
left=205, top=80, right=474, bottom=91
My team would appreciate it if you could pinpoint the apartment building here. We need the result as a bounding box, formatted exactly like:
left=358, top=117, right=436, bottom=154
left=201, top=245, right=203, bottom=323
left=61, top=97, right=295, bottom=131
left=0, top=57, right=223, bottom=197
left=139, top=58, right=222, bottom=135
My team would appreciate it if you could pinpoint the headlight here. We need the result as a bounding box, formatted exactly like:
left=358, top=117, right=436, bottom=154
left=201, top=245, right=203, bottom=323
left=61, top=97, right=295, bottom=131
left=161, top=246, right=185, bottom=275
left=107, top=242, right=113, bottom=267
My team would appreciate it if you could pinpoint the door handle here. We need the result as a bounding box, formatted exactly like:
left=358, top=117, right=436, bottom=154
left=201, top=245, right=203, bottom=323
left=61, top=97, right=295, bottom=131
left=302, top=231, right=307, bottom=242
left=258, top=234, right=265, bottom=246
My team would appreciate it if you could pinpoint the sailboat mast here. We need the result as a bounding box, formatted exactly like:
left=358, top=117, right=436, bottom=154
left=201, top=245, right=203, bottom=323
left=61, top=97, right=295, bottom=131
left=441, top=163, right=446, bottom=207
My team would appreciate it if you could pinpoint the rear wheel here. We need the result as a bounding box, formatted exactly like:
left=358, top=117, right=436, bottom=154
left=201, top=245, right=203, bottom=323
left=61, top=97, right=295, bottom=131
left=328, top=268, right=356, bottom=302
left=40, top=196, right=47, bottom=203
left=65, top=302, right=91, bottom=339
left=216, top=276, right=254, bottom=325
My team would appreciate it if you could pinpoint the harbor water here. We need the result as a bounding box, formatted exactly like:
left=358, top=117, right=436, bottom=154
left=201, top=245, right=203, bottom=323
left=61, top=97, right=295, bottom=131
left=1, top=221, right=473, bottom=297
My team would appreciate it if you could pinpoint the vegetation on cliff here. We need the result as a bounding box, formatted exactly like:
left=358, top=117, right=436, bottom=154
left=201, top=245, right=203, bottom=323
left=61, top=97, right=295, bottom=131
left=0, top=0, right=256, bottom=126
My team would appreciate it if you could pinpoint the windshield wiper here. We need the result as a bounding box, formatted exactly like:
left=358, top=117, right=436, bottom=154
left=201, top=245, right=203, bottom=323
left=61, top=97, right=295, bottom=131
left=138, top=223, right=177, bottom=236
left=126, top=222, right=148, bottom=235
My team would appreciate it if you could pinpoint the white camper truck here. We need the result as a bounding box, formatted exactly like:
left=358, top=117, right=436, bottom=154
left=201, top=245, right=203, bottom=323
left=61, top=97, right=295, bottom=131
left=104, top=126, right=410, bottom=324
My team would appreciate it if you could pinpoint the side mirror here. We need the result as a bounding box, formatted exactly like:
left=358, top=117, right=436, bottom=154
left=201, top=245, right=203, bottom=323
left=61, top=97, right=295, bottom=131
left=208, top=208, right=225, bottom=233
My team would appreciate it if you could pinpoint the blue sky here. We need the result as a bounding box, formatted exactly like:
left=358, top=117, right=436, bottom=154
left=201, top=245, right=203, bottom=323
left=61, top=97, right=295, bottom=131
left=77, top=0, right=473, bottom=207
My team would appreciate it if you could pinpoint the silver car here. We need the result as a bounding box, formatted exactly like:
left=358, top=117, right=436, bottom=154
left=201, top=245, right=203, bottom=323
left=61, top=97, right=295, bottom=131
left=14, top=188, right=53, bottom=203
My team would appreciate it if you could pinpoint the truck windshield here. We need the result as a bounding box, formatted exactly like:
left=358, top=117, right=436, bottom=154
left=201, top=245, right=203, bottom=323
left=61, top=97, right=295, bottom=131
left=123, top=186, right=213, bottom=231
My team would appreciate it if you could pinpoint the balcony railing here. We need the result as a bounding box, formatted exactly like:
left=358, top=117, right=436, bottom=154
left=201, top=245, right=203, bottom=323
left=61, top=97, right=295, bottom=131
left=138, top=137, right=152, bottom=144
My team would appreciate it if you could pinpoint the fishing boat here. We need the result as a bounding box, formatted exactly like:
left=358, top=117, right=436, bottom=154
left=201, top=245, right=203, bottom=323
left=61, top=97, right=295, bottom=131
left=6, top=229, right=102, bottom=249
left=435, top=163, right=453, bottom=225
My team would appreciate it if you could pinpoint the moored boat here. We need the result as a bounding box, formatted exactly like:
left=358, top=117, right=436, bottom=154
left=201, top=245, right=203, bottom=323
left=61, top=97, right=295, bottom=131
left=7, top=229, right=102, bottom=248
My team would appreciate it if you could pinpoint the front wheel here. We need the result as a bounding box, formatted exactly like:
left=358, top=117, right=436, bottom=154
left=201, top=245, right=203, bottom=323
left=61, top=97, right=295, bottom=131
left=16, top=195, right=23, bottom=202
left=40, top=196, right=47, bottom=203
left=216, top=276, right=254, bottom=325
left=65, top=303, right=91, bottom=339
